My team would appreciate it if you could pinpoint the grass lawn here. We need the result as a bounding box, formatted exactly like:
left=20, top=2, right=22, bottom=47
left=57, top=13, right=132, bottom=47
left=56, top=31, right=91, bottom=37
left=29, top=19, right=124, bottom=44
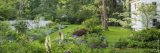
left=51, top=25, right=83, bottom=39
left=102, top=26, right=132, bottom=47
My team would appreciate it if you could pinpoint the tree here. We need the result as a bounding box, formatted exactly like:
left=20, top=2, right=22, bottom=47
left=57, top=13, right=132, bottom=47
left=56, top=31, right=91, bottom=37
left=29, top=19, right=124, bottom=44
left=26, top=0, right=41, bottom=20
left=96, top=0, right=123, bottom=30
left=0, top=0, right=16, bottom=20
left=16, top=0, right=29, bottom=19
left=137, top=3, right=156, bottom=29
left=101, top=0, right=108, bottom=30
left=14, top=20, right=28, bottom=34
left=53, top=0, right=97, bottom=24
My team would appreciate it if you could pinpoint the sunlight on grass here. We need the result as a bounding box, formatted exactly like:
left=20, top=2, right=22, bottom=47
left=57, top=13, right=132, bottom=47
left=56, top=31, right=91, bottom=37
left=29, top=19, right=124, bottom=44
left=102, top=26, right=132, bottom=47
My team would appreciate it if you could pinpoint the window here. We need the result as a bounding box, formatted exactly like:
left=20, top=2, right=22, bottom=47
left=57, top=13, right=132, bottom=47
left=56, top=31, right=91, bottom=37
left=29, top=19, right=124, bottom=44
left=152, top=19, right=157, bottom=26
left=152, top=2, right=157, bottom=5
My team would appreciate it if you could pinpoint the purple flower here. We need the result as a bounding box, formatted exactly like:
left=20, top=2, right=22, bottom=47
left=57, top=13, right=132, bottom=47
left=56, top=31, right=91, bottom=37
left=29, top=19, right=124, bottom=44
left=73, top=35, right=78, bottom=38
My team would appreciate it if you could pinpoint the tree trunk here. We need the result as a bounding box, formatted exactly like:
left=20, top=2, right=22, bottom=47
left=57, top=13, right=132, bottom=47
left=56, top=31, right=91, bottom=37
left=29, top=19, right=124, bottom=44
left=101, top=0, right=108, bottom=30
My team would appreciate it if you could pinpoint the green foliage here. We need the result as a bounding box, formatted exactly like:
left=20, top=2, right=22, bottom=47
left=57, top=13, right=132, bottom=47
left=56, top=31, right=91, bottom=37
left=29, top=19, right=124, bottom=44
left=109, top=18, right=118, bottom=23
left=0, top=0, right=16, bottom=20
left=0, top=21, right=11, bottom=36
left=53, top=0, right=98, bottom=24
left=85, top=33, right=108, bottom=48
left=114, top=39, right=129, bottom=48
left=50, top=33, right=108, bottom=52
left=0, top=0, right=157, bottom=52
left=61, top=22, right=71, bottom=25
left=137, top=3, right=157, bottom=29
left=138, top=4, right=156, bottom=14
left=143, top=49, right=159, bottom=53
left=108, top=18, right=120, bottom=26
left=123, top=0, right=130, bottom=12
left=113, top=28, right=160, bottom=49
left=1, top=41, right=26, bottom=53
left=91, top=26, right=103, bottom=33
left=0, top=16, right=5, bottom=21
left=0, top=25, right=145, bottom=53
left=129, top=28, right=160, bottom=49
left=1, top=41, right=45, bottom=53
left=131, top=29, right=160, bottom=42
left=28, top=41, right=46, bottom=53
left=82, top=18, right=101, bottom=32
left=26, top=28, right=49, bottom=43
left=118, top=12, right=130, bottom=19
left=109, top=48, right=148, bottom=53
left=109, top=14, right=132, bottom=28
left=14, top=20, right=28, bottom=33
left=105, top=0, right=124, bottom=18
left=119, top=18, right=132, bottom=29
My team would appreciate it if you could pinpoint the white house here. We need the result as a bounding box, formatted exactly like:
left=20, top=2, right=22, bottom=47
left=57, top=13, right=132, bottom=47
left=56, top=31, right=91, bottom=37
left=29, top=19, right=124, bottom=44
left=131, top=0, right=160, bottom=31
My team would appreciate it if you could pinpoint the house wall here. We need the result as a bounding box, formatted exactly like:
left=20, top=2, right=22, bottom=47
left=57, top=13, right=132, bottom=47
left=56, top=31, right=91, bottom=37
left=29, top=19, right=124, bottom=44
left=131, top=0, right=160, bottom=31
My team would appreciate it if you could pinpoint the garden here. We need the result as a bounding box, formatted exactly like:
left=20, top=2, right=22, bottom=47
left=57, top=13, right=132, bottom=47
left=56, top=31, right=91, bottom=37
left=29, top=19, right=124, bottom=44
left=0, top=0, right=160, bottom=53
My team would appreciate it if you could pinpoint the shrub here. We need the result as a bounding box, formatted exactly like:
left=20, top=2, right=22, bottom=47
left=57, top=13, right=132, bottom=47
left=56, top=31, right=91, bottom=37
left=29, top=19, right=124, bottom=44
left=55, top=19, right=60, bottom=23
left=131, top=28, right=160, bottom=42
left=146, top=41, right=159, bottom=49
left=129, top=28, right=160, bottom=49
left=1, top=41, right=45, bottom=53
left=82, top=18, right=100, bottom=32
left=73, top=28, right=88, bottom=36
left=28, top=41, right=46, bottom=53
left=7, top=30, right=18, bottom=41
left=1, top=41, right=27, bottom=53
left=114, top=39, right=129, bottom=48
left=85, top=33, right=108, bottom=48
left=0, top=16, right=5, bottom=21
left=60, top=22, right=71, bottom=25
left=26, top=28, right=49, bottom=43
left=127, top=40, right=139, bottom=48
left=14, top=20, right=28, bottom=33
left=143, top=49, right=159, bottom=53
left=128, top=41, right=159, bottom=49
left=91, top=26, right=103, bottom=33
left=0, top=21, right=11, bottom=36
left=128, top=40, right=147, bottom=48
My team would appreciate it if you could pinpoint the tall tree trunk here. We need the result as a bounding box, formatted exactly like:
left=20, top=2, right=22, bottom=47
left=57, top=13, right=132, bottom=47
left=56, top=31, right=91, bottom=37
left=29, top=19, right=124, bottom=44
left=101, top=0, right=108, bottom=30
